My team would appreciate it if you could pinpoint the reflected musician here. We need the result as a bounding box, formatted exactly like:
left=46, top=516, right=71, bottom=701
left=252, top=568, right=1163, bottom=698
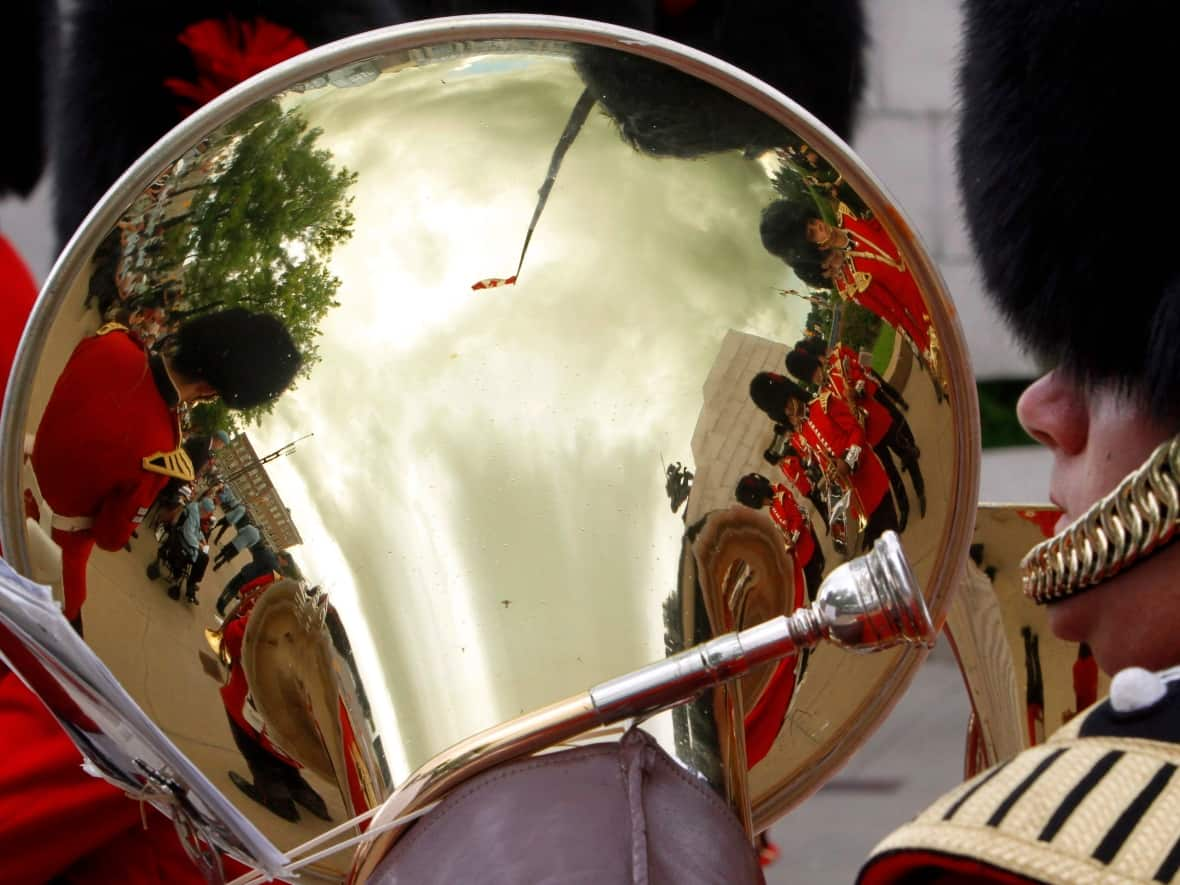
left=217, top=572, right=331, bottom=824
left=764, top=429, right=829, bottom=525
left=734, top=473, right=825, bottom=768
left=734, top=474, right=825, bottom=605
left=750, top=371, right=900, bottom=554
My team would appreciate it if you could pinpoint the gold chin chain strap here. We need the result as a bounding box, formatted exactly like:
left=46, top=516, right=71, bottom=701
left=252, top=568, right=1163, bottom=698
left=1021, top=434, right=1180, bottom=603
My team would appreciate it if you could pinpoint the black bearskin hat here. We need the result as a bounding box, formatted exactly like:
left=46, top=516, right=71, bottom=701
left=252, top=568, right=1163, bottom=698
left=760, top=201, right=831, bottom=289
left=749, top=371, right=809, bottom=426
left=654, top=0, right=866, bottom=142
left=786, top=346, right=822, bottom=384
left=170, top=308, right=302, bottom=409
left=1, top=1, right=53, bottom=199
left=735, top=473, right=774, bottom=509
left=51, top=0, right=397, bottom=247
left=957, top=0, right=1180, bottom=423
left=760, top=200, right=822, bottom=263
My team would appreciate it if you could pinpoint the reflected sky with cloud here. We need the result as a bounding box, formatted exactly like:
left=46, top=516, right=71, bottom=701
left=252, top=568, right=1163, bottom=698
left=246, top=50, right=806, bottom=778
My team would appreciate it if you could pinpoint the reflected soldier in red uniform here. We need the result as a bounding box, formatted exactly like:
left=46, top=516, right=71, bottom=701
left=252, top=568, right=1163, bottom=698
left=31, top=309, right=301, bottom=629
left=791, top=387, right=898, bottom=552
left=735, top=473, right=824, bottom=767
left=735, top=473, right=824, bottom=603
left=817, top=207, right=935, bottom=362
left=761, top=421, right=829, bottom=525
left=217, top=574, right=331, bottom=824
left=786, top=340, right=925, bottom=525
left=750, top=370, right=899, bottom=552
left=760, top=200, right=941, bottom=381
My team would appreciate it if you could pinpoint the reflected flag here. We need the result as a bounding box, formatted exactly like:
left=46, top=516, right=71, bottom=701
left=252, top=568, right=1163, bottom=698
left=470, top=88, right=596, bottom=295
left=471, top=275, right=517, bottom=291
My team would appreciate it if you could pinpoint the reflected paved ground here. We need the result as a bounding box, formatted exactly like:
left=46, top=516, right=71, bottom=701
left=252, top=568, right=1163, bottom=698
left=81, top=520, right=351, bottom=877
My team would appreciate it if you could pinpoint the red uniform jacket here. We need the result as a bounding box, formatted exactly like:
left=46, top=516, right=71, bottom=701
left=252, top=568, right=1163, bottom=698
left=830, top=209, right=933, bottom=356
left=33, top=327, right=180, bottom=543
left=793, top=392, right=891, bottom=517
left=32, top=327, right=187, bottom=618
left=776, top=452, right=813, bottom=497
left=824, top=344, right=893, bottom=447
left=765, top=483, right=816, bottom=570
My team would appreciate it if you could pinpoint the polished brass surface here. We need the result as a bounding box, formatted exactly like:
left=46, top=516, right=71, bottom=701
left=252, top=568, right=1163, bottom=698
left=1021, top=434, right=1180, bottom=603
left=948, top=504, right=1110, bottom=777
left=0, top=17, right=978, bottom=877
left=355, top=529, right=933, bottom=883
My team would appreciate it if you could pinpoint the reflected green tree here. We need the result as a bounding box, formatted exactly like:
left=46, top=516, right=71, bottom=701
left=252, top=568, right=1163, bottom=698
left=162, top=100, right=356, bottom=430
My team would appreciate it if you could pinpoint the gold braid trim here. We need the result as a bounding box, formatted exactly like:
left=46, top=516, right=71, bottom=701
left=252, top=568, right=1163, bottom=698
left=142, top=447, right=195, bottom=482
left=866, top=735, right=1180, bottom=884
left=1021, top=434, right=1180, bottom=604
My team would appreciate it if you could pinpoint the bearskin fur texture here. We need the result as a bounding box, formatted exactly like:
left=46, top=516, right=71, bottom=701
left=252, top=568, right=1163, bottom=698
left=1, top=0, right=53, bottom=198
left=53, top=1, right=865, bottom=249
left=958, top=0, right=1180, bottom=420
left=51, top=0, right=399, bottom=246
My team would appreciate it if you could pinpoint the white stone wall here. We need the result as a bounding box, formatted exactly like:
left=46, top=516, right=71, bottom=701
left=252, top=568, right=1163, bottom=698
left=854, top=0, right=1036, bottom=381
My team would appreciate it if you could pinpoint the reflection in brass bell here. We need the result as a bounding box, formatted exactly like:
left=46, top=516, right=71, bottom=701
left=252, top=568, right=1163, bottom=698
left=590, top=530, right=933, bottom=720
left=352, top=531, right=932, bottom=879
left=0, top=16, right=978, bottom=882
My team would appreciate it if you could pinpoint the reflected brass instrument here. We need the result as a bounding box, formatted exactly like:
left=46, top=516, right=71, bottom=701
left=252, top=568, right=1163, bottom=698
left=944, top=505, right=1111, bottom=777
left=0, top=15, right=981, bottom=883
left=946, top=440, right=1180, bottom=776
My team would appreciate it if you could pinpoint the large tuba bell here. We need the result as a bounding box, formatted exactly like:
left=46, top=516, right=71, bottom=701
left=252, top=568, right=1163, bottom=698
left=0, top=16, right=981, bottom=882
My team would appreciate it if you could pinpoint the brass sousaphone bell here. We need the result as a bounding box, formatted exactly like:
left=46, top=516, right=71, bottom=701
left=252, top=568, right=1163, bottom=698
left=0, top=15, right=979, bottom=882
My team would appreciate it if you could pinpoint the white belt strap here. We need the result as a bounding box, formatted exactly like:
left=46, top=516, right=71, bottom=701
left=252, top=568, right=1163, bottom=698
left=51, top=514, right=95, bottom=532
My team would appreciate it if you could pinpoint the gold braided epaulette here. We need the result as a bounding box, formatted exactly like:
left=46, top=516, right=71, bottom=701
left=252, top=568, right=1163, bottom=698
left=142, top=447, right=195, bottom=482
left=1021, top=434, right=1180, bottom=603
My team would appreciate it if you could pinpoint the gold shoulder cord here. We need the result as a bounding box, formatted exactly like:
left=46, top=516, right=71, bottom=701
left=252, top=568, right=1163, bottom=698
left=142, top=447, right=195, bottom=482
left=1021, top=434, right=1180, bottom=603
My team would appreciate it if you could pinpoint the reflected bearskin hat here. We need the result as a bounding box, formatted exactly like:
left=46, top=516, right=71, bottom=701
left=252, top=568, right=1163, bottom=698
left=958, top=0, right=1180, bottom=423
left=170, top=308, right=302, bottom=409
left=405, top=0, right=866, bottom=140
left=54, top=1, right=866, bottom=247
left=52, top=0, right=396, bottom=247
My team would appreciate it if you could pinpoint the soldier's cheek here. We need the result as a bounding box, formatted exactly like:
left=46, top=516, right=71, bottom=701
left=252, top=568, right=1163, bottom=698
left=1044, top=593, right=1092, bottom=648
